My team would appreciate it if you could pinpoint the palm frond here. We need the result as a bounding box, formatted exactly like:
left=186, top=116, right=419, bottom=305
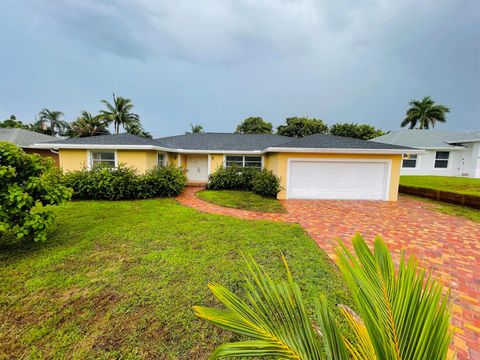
left=193, top=256, right=323, bottom=359
left=336, top=234, right=452, bottom=360
left=315, top=295, right=350, bottom=360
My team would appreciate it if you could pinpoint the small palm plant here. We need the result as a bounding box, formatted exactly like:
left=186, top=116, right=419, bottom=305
left=194, top=234, right=453, bottom=359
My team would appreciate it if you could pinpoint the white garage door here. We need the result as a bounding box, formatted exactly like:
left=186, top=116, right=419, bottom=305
left=287, top=159, right=389, bottom=200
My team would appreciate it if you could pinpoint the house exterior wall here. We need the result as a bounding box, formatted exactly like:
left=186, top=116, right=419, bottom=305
left=266, top=152, right=402, bottom=201
left=209, top=154, right=224, bottom=173
left=59, top=149, right=158, bottom=173
left=59, top=149, right=88, bottom=172
left=24, top=148, right=60, bottom=167
left=400, top=148, right=480, bottom=178
left=117, top=150, right=157, bottom=173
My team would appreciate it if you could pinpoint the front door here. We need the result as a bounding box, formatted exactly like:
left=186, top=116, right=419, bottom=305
left=186, top=155, right=208, bottom=182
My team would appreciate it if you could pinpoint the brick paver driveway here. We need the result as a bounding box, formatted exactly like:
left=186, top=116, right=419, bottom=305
left=177, top=187, right=480, bottom=359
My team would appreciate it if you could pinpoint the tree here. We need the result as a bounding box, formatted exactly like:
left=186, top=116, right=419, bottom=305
left=277, top=117, right=328, bottom=137
left=31, top=108, right=70, bottom=136
left=235, top=117, right=273, bottom=134
left=194, top=234, right=452, bottom=359
left=189, top=124, right=204, bottom=134
left=0, top=142, right=72, bottom=243
left=99, top=94, right=140, bottom=134
left=66, top=111, right=110, bottom=138
left=125, top=122, right=152, bottom=138
left=329, top=123, right=385, bottom=140
left=0, top=115, right=27, bottom=129
left=401, top=96, right=450, bottom=129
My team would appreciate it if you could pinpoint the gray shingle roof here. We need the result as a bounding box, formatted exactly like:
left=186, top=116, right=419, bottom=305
left=371, top=129, right=476, bottom=149
left=271, top=133, right=412, bottom=150
left=0, top=128, right=57, bottom=147
left=33, top=132, right=416, bottom=152
left=444, top=131, right=480, bottom=143
left=155, top=133, right=290, bottom=151
left=42, top=133, right=160, bottom=146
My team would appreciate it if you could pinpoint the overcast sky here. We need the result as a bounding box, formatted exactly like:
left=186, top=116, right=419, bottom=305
left=0, top=0, right=478, bottom=137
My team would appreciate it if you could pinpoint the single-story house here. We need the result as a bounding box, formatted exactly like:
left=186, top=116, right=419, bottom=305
left=372, top=129, right=480, bottom=178
left=0, top=128, right=60, bottom=166
left=34, top=132, right=421, bottom=201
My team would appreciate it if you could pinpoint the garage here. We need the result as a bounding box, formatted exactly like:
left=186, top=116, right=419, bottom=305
left=287, top=159, right=390, bottom=200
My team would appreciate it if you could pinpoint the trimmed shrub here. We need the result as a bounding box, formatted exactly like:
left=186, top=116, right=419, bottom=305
left=0, top=142, right=72, bottom=243
left=207, top=165, right=256, bottom=191
left=63, top=164, right=187, bottom=200
left=207, top=165, right=281, bottom=198
left=137, top=165, right=188, bottom=198
left=252, top=169, right=281, bottom=198
left=63, top=165, right=138, bottom=200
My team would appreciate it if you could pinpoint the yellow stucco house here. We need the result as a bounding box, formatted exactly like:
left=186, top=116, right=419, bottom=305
left=35, top=132, right=421, bottom=201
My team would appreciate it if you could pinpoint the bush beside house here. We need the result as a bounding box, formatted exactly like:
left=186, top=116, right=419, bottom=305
left=0, top=142, right=72, bottom=244
left=207, top=165, right=281, bottom=198
left=63, top=164, right=187, bottom=200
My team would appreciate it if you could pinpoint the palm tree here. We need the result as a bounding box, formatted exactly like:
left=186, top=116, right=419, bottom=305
left=31, top=108, right=70, bottom=136
left=194, top=234, right=453, bottom=359
left=190, top=124, right=204, bottom=133
left=401, top=96, right=450, bottom=129
left=99, top=94, right=140, bottom=134
left=125, top=122, right=152, bottom=138
left=67, top=111, right=110, bottom=138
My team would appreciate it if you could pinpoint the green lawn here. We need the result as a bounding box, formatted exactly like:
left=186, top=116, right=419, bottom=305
left=0, top=199, right=351, bottom=359
left=400, top=176, right=480, bottom=196
left=403, top=194, right=480, bottom=223
left=196, top=189, right=286, bottom=213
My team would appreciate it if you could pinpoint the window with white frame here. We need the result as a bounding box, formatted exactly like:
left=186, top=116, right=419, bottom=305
left=225, top=155, right=262, bottom=168
left=402, top=154, right=418, bottom=168
left=434, top=151, right=450, bottom=168
left=90, top=151, right=116, bottom=168
left=158, top=153, right=165, bottom=166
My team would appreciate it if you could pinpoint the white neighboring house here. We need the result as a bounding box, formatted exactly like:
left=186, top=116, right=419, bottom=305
left=372, top=129, right=480, bottom=178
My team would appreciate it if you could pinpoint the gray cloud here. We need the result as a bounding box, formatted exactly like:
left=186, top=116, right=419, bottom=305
left=0, top=0, right=478, bottom=134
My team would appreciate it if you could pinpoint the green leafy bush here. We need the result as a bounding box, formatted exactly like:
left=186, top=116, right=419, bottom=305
left=63, top=165, right=138, bottom=200
left=252, top=169, right=281, bottom=198
left=207, top=165, right=281, bottom=198
left=0, top=142, right=72, bottom=243
left=137, top=165, right=188, bottom=198
left=63, top=164, right=187, bottom=200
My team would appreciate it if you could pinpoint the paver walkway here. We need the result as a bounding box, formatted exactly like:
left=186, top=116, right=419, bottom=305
left=177, top=187, right=480, bottom=359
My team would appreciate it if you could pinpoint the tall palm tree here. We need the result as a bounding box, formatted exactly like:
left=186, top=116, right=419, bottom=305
left=99, top=94, right=140, bottom=134
left=194, top=234, right=453, bottom=359
left=401, top=96, right=450, bottom=129
left=31, top=108, right=70, bottom=136
left=67, top=111, right=110, bottom=138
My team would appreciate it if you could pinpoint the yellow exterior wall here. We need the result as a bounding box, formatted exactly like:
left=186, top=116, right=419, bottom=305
left=166, top=152, right=179, bottom=166
left=209, top=154, right=224, bottom=173
left=264, top=152, right=402, bottom=201
left=59, top=149, right=160, bottom=173
left=59, top=149, right=88, bottom=172
left=117, top=150, right=158, bottom=173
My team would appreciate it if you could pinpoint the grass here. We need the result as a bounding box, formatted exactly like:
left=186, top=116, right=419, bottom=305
left=196, top=189, right=286, bottom=213
left=400, top=176, right=480, bottom=196
left=0, top=199, right=351, bottom=359
left=403, top=194, right=480, bottom=223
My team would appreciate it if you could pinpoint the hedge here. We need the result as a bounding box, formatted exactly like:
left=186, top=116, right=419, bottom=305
left=63, top=164, right=187, bottom=200
left=206, top=165, right=281, bottom=198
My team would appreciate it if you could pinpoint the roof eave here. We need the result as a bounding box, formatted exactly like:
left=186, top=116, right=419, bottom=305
left=265, top=147, right=426, bottom=154
left=445, top=139, right=480, bottom=144
left=174, top=149, right=264, bottom=154
left=31, top=143, right=172, bottom=151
